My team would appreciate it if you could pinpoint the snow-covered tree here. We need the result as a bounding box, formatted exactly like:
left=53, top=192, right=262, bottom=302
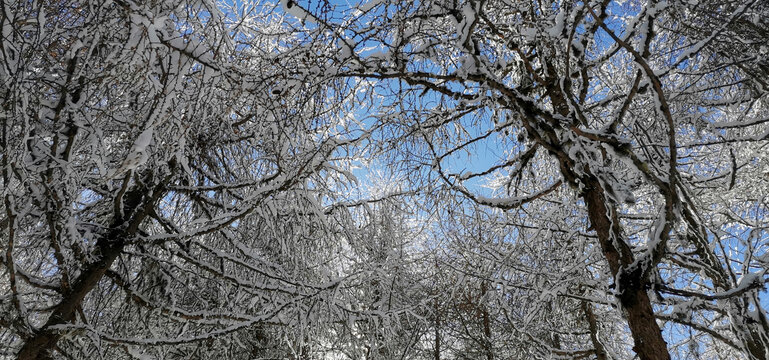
left=2, top=0, right=769, bottom=359
left=285, top=0, right=769, bottom=358
left=0, top=0, right=391, bottom=358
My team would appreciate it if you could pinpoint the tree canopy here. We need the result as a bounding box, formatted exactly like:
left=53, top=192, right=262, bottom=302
left=1, top=0, right=768, bottom=359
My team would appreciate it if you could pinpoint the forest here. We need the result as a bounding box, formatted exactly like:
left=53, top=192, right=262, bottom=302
left=1, top=0, right=768, bottom=359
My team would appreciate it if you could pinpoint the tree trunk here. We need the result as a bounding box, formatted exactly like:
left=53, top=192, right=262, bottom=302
left=480, top=281, right=493, bottom=360
left=582, top=178, right=670, bottom=360
left=434, top=298, right=441, bottom=360
left=534, top=66, right=671, bottom=360
left=582, top=301, right=608, bottom=360
left=16, top=237, right=127, bottom=360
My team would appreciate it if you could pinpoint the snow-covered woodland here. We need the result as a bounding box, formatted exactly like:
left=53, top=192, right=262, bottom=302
left=1, top=0, right=768, bottom=359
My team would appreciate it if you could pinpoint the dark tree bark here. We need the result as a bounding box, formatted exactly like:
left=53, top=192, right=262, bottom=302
left=515, top=68, right=671, bottom=359
left=582, top=181, right=670, bottom=360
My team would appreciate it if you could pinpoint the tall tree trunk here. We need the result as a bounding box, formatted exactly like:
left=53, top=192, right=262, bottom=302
left=520, top=108, right=671, bottom=359
left=533, top=66, right=671, bottom=360
left=582, top=179, right=670, bottom=360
